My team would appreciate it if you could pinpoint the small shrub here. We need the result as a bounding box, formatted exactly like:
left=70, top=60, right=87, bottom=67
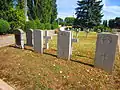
left=0, top=19, right=10, bottom=34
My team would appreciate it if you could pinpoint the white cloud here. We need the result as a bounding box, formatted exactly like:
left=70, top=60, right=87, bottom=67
left=102, top=0, right=120, bottom=20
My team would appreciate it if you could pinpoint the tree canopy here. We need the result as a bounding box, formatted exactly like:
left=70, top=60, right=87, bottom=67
left=75, top=0, right=103, bottom=28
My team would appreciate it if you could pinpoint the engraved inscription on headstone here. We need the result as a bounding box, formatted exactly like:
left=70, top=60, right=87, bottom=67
left=99, top=35, right=112, bottom=44
left=57, top=31, right=72, bottom=60
left=26, top=29, right=33, bottom=46
left=14, top=29, right=25, bottom=49
left=95, top=34, right=118, bottom=73
left=33, top=30, right=43, bottom=54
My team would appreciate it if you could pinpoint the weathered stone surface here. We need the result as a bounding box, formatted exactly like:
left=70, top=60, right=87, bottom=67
left=95, top=33, right=118, bottom=73
left=57, top=31, right=72, bottom=60
left=0, top=79, right=14, bottom=90
left=26, top=29, right=33, bottom=46
left=33, top=30, right=43, bottom=54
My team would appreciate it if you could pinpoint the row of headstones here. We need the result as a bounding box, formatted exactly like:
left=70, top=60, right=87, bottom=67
left=14, top=29, right=118, bottom=73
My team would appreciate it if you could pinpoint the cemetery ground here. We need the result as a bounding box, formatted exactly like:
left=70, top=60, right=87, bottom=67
left=0, top=32, right=120, bottom=90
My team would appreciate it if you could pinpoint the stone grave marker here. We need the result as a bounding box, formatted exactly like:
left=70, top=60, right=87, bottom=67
left=44, top=31, right=52, bottom=49
left=95, top=33, right=118, bottom=73
left=33, top=30, right=43, bottom=54
left=57, top=31, right=72, bottom=60
left=14, top=29, right=24, bottom=49
left=26, top=29, right=33, bottom=46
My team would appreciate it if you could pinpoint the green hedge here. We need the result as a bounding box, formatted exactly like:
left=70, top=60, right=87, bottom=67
left=0, top=19, right=10, bottom=34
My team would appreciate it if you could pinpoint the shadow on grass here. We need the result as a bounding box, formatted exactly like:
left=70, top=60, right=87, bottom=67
left=71, top=59, right=94, bottom=67
left=9, top=45, right=34, bottom=52
left=44, top=52, right=57, bottom=57
left=77, top=54, right=94, bottom=60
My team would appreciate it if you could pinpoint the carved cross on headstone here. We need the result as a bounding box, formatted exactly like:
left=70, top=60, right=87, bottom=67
left=101, top=53, right=108, bottom=66
left=44, top=31, right=52, bottom=49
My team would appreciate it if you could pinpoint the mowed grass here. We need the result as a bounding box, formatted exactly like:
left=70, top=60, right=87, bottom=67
left=0, top=32, right=120, bottom=90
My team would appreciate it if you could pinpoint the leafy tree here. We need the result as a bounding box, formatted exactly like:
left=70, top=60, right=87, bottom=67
left=27, top=0, right=36, bottom=20
left=64, top=17, right=75, bottom=26
left=35, top=0, right=52, bottom=23
left=75, top=0, right=103, bottom=29
left=0, top=0, right=13, bottom=19
left=0, top=0, right=13, bottom=11
left=0, top=0, right=25, bottom=32
left=17, top=0, right=24, bottom=9
left=103, top=20, right=107, bottom=27
left=51, top=0, right=57, bottom=24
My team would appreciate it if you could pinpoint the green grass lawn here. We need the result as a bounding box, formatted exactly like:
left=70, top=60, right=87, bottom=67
left=0, top=32, right=120, bottom=90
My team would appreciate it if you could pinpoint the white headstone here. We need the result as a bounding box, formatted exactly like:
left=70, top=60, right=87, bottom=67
left=33, top=30, right=43, bottom=54
left=44, top=31, right=52, bottom=49
left=95, top=34, right=118, bottom=73
left=57, top=31, right=72, bottom=60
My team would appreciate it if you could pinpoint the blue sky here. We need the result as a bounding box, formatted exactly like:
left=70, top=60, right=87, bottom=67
left=57, top=0, right=120, bottom=20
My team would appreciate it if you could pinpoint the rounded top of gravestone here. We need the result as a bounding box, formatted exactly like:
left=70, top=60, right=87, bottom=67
left=14, top=29, right=24, bottom=34
left=29, top=29, right=33, bottom=31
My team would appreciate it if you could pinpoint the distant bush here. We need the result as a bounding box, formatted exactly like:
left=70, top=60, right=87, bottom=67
left=93, top=25, right=112, bottom=33
left=0, top=19, right=10, bottom=34
left=44, top=23, right=51, bottom=30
